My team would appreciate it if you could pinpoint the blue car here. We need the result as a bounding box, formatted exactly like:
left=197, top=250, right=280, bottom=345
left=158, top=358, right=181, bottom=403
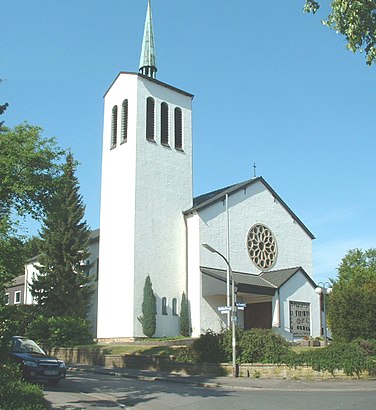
left=9, top=336, right=66, bottom=385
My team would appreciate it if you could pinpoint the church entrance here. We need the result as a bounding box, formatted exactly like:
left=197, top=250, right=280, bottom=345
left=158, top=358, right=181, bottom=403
left=244, top=302, right=272, bottom=329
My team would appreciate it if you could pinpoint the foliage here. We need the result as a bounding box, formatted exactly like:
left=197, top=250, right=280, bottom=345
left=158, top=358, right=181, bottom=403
left=0, top=305, right=41, bottom=351
left=328, top=248, right=376, bottom=341
left=179, top=291, right=189, bottom=337
left=237, top=328, right=291, bottom=364
left=23, top=236, right=42, bottom=260
left=27, top=315, right=94, bottom=349
left=137, top=275, right=156, bottom=338
left=0, top=362, right=47, bottom=410
left=30, top=152, right=92, bottom=319
left=0, top=123, right=63, bottom=292
left=292, top=341, right=376, bottom=376
left=304, top=1, right=376, bottom=66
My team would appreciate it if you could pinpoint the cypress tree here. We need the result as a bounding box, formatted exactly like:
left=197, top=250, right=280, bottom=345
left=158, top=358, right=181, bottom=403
left=30, top=152, right=92, bottom=319
left=180, top=291, right=189, bottom=337
left=138, top=275, right=156, bottom=338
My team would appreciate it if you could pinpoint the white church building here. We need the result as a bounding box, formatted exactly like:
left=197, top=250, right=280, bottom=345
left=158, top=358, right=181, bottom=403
left=95, top=1, right=320, bottom=342
left=20, top=1, right=321, bottom=342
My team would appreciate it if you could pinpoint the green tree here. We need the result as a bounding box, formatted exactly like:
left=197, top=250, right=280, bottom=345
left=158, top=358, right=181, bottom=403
left=0, top=124, right=63, bottom=295
left=138, top=275, right=156, bottom=338
left=328, top=248, right=376, bottom=341
left=304, top=1, right=376, bottom=66
left=30, top=152, right=92, bottom=319
left=179, top=291, right=190, bottom=337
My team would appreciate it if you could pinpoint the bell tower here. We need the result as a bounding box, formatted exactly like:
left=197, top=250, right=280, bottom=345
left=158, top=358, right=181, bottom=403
left=97, top=0, right=193, bottom=339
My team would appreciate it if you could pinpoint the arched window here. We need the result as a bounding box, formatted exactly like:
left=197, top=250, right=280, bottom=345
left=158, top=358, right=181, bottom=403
left=146, top=97, right=155, bottom=141
left=174, top=107, right=183, bottom=150
left=172, top=298, right=178, bottom=316
left=160, top=102, right=169, bottom=146
left=162, top=297, right=168, bottom=315
left=111, top=105, right=118, bottom=148
left=121, top=99, right=128, bottom=143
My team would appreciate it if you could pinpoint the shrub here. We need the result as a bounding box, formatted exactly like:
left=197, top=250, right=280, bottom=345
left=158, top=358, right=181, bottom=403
left=0, top=362, right=47, bottom=410
left=28, top=315, right=94, bottom=349
left=176, top=330, right=224, bottom=363
left=179, top=292, right=189, bottom=337
left=297, top=341, right=376, bottom=376
left=0, top=305, right=41, bottom=350
left=137, top=275, right=156, bottom=338
left=238, top=328, right=290, bottom=364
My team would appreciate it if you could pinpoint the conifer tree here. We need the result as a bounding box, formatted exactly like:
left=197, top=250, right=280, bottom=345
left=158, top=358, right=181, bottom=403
left=138, top=275, right=156, bottom=338
left=180, top=291, right=189, bottom=337
left=30, top=152, right=92, bottom=319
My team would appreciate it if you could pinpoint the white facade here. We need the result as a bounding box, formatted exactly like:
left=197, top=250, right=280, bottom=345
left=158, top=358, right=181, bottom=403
left=97, top=73, right=193, bottom=338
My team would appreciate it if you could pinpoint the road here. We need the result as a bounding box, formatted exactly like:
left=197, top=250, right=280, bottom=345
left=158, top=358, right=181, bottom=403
left=44, top=368, right=376, bottom=410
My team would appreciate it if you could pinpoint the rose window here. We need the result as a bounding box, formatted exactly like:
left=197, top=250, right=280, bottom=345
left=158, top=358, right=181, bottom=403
left=247, top=224, right=277, bottom=270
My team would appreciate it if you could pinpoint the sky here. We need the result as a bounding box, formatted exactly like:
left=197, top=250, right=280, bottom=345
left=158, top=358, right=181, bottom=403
left=1, top=1, right=375, bottom=285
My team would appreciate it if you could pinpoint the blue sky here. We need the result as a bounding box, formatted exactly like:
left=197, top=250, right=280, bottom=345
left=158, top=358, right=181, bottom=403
left=1, top=1, right=375, bottom=284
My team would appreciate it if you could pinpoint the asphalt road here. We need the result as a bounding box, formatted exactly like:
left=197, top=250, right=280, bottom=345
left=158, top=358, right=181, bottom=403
left=44, top=368, right=376, bottom=410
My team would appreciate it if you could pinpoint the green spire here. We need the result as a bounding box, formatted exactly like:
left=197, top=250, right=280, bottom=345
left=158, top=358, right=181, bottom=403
left=139, top=0, right=157, bottom=79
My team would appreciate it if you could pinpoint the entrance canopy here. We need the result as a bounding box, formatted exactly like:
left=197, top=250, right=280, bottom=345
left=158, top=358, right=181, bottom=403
left=201, top=266, right=314, bottom=300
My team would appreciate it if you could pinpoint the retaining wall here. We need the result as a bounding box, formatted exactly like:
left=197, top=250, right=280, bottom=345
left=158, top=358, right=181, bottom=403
left=50, top=347, right=372, bottom=380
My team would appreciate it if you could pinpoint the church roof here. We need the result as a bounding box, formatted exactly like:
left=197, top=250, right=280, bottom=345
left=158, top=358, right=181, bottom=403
left=186, top=176, right=315, bottom=240
left=201, top=265, right=316, bottom=295
left=139, top=0, right=157, bottom=79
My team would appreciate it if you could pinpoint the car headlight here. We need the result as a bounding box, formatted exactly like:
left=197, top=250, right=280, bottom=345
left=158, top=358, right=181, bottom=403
left=23, top=360, right=38, bottom=367
left=58, top=361, right=66, bottom=369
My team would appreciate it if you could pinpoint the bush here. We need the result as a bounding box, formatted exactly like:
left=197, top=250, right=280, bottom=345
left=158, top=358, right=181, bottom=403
left=176, top=330, right=224, bottom=363
left=28, top=315, right=94, bottom=349
left=0, top=362, right=47, bottom=410
left=238, top=328, right=290, bottom=364
left=0, top=305, right=41, bottom=350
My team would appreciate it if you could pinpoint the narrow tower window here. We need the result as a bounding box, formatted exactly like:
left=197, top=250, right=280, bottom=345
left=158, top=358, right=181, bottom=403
left=172, top=298, right=178, bottom=316
left=161, top=102, right=169, bottom=146
left=146, top=97, right=155, bottom=141
left=162, top=297, right=168, bottom=315
left=174, top=107, right=183, bottom=150
left=111, top=105, right=118, bottom=148
left=121, top=99, right=128, bottom=143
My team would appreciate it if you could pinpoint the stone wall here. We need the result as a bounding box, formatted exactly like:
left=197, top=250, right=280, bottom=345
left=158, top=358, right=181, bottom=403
left=50, top=348, right=372, bottom=380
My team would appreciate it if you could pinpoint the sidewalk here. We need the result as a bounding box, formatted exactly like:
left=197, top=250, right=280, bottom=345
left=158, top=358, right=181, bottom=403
left=68, top=364, right=376, bottom=392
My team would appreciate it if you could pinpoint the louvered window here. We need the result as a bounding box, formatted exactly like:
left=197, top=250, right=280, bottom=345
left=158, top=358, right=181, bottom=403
left=174, top=107, right=183, bottom=150
left=121, top=99, right=128, bottom=143
left=162, top=297, right=168, bottom=315
left=161, top=102, right=169, bottom=146
left=172, top=298, right=178, bottom=316
left=111, top=105, right=118, bottom=148
left=146, top=97, right=155, bottom=141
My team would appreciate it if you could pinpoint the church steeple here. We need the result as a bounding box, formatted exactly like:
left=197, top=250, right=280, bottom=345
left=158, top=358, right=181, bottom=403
left=139, top=0, right=157, bottom=79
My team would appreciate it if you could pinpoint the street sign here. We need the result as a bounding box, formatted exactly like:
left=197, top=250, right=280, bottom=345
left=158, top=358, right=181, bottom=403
left=236, top=302, right=246, bottom=308
left=218, top=306, right=231, bottom=312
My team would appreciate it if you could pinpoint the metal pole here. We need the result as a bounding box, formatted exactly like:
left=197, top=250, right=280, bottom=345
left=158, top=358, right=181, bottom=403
left=226, top=193, right=230, bottom=327
left=230, top=265, right=237, bottom=378
left=323, top=291, right=327, bottom=346
left=201, top=243, right=237, bottom=378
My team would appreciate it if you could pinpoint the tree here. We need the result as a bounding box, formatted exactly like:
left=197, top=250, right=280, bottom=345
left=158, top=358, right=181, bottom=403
left=304, top=1, right=376, bottom=66
left=327, top=248, right=376, bottom=341
left=30, top=152, right=92, bottom=319
left=179, top=291, right=190, bottom=337
left=0, top=79, right=8, bottom=127
left=138, top=275, right=156, bottom=338
left=0, top=123, right=63, bottom=295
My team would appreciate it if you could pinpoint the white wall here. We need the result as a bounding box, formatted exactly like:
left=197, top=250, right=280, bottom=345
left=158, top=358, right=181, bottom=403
left=98, top=73, right=193, bottom=338
left=278, top=270, right=321, bottom=339
left=198, top=180, right=313, bottom=277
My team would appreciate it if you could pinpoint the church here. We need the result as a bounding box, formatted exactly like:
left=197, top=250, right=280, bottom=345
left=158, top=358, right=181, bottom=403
left=13, top=1, right=321, bottom=342
left=95, top=0, right=321, bottom=342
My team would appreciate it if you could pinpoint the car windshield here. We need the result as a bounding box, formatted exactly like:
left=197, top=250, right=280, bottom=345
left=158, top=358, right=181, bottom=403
left=11, top=338, right=45, bottom=354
